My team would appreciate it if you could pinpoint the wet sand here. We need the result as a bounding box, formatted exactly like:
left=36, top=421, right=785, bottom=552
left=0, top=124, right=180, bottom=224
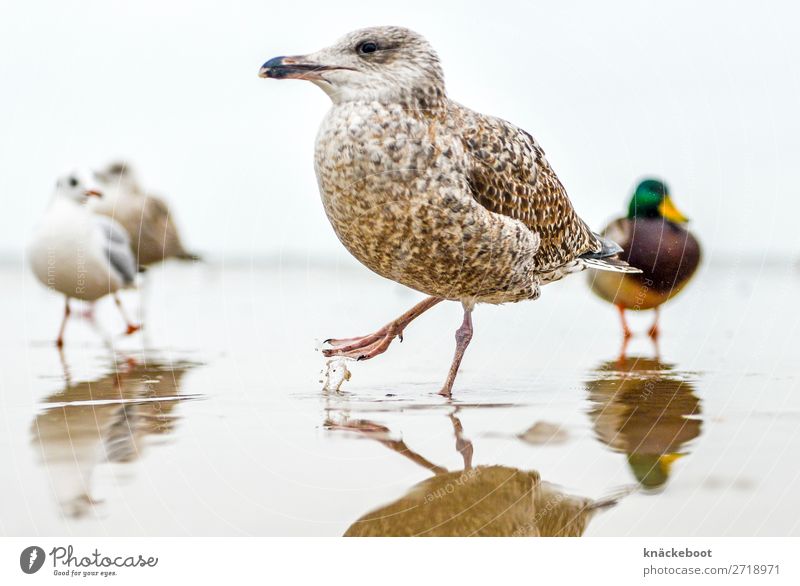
left=2, top=257, right=799, bottom=536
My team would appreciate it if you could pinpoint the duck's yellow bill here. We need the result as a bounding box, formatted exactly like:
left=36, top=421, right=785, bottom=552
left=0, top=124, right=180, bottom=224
left=658, top=452, right=685, bottom=474
left=659, top=196, right=689, bottom=223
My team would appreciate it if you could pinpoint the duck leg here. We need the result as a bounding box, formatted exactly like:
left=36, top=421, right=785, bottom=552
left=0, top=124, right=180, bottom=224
left=56, top=297, right=71, bottom=348
left=323, top=296, right=443, bottom=361
left=113, top=293, right=141, bottom=336
left=616, top=304, right=633, bottom=339
left=439, top=303, right=474, bottom=397
left=647, top=307, right=661, bottom=340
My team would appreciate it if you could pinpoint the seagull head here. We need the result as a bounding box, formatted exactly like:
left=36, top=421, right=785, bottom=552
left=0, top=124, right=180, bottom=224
left=94, top=160, right=141, bottom=194
left=259, top=26, right=445, bottom=104
left=55, top=170, right=103, bottom=204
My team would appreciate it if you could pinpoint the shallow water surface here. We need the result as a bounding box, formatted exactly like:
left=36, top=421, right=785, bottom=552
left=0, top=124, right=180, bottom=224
left=2, top=259, right=799, bottom=535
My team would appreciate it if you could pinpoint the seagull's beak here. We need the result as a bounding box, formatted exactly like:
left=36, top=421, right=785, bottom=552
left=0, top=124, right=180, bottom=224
left=258, top=55, right=341, bottom=81
left=84, top=189, right=103, bottom=198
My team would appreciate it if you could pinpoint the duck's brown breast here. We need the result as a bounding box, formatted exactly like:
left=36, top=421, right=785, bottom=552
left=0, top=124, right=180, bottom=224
left=623, top=218, right=701, bottom=294
left=588, top=217, right=701, bottom=309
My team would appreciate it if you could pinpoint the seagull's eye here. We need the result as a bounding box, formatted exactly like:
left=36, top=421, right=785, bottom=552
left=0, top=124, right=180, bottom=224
left=68, top=177, right=78, bottom=187
left=357, top=41, right=379, bottom=55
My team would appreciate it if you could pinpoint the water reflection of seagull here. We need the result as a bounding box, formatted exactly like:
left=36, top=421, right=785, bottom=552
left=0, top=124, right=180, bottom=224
left=30, top=359, right=196, bottom=518
left=326, top=412, right=621, bottom=536
left=585, top=356, right=702, bottom=490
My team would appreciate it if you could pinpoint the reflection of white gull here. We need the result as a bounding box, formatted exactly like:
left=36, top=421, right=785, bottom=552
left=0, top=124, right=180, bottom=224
left=30, top=360, right=193, bottom=518
left=27, top=170, right=141, bottom=346
left=92, top=161, right=199, bottom=267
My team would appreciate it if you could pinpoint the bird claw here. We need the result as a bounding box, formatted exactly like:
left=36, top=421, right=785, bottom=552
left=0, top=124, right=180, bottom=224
left=322, top=328, right=399, bottom=362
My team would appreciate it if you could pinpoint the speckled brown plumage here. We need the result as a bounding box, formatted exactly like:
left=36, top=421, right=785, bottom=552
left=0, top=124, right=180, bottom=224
left=458, top=112, right=601, bottom=270
left=310, top=34, right=623, bottom=305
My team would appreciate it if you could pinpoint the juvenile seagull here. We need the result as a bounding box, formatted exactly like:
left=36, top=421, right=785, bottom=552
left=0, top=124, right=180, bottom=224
left=260, top=26, right=639, bottom=396
left=92, top=161, right=199, bottom=267
left=28, top=171, right=141, bottom=347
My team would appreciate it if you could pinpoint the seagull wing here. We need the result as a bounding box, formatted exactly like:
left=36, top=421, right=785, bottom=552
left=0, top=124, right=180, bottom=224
left=454, top=106, right=604, bottom=271
left=93, top=215, right=138, bottom=285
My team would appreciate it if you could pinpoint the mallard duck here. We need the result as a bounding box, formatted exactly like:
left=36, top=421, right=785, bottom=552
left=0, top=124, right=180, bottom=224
left=588, top=179, right=701, bottom=339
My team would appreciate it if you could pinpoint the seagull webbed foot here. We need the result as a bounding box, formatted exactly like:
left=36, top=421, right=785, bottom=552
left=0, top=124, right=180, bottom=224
left=321, top=296, right=443, bottom=362
left=322, top=325, right=401, bottom=361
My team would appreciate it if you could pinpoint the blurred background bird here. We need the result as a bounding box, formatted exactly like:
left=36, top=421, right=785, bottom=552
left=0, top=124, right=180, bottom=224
left=92, top=161, right=200, bottom=267
left=27, top=171, right=141, bottom=346
left=587, top=178, right=701, bottom=343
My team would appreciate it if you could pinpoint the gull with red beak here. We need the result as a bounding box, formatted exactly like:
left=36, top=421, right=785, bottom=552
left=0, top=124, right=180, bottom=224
left=259, top=26, right=639, bottom=396
left=28, top=170, right=141, bottom=347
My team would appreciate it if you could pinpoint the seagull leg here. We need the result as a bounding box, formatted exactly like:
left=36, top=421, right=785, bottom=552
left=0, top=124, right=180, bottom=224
left=113, top=293, right=141, bottom=336
left=325, top=418, right=447, bottom=475
left=616, top=304, right=633, bottom=339
left=449, top=411, right=474, bottom=470
left=647, top=306, right=661, bottom=340
left=323, top=296, right=443, bottom=361
left=438, top=303, right=474, bottom=397
left=77, top=302, right=96, bottom=321
left=56, top=297, right=71, bottom=348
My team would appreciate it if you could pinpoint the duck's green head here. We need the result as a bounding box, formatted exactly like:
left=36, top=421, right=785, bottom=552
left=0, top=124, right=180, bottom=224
left=628, top=179, right=689, bottom=223
left=628, top=452, right=684, bottom=489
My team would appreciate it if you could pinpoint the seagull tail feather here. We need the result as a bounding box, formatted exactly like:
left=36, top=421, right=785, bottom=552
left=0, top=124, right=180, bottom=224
left=580, top=232, right=642, bottom=273
left=175, top=251, right=202, bottom=262
left=581, top=256, right=642, bottom=274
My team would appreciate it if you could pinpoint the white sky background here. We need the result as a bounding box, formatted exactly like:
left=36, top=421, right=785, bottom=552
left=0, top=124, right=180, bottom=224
left=1, top=0, right=798, bottom=261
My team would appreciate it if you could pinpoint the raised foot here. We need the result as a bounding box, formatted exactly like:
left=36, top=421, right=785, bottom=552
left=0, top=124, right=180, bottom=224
left=322, top=325, right=402, bottom=361
left=124, top=324, right=142, bottom=336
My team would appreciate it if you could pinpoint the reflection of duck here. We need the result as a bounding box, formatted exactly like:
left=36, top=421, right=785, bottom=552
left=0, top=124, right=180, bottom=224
left=585, top=356, right=702, bottom=490
left=588, top=179, right=701, bottom=340
left=30, top=358, right=196, bottom=517
left=327, top=413, right=620, bottom=537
